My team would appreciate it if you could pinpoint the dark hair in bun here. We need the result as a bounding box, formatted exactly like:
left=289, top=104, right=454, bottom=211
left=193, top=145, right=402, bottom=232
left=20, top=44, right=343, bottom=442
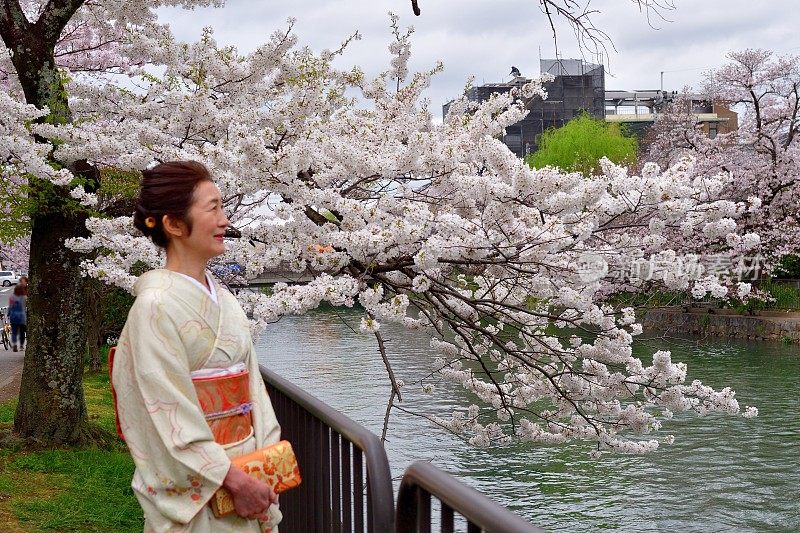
left=133, top=161, right=212, bottom=248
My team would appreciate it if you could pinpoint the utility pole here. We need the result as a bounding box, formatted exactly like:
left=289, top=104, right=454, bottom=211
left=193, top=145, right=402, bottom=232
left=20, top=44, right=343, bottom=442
left=660, top=71, right=664, bottom=92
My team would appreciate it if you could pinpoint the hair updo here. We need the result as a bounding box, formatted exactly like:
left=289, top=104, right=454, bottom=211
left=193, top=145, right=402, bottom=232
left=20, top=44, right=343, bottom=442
left=133, top=161, right=212, bottom=248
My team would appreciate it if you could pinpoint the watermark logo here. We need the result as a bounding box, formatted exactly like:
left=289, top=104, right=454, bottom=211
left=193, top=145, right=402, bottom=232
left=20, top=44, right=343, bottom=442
left=576, top=253, right=609, bottom=282
left=628, top=254, right=762, bottom=282
left=575, top=253, right=763, bottom=283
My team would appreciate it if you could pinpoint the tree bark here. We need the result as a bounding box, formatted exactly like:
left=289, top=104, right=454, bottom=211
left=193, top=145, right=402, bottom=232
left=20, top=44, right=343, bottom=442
left=85, top=278, right=103, bottom=373
left=1, top=0, right=97, bottom=443
left=15, top=197, right=93, bottom=442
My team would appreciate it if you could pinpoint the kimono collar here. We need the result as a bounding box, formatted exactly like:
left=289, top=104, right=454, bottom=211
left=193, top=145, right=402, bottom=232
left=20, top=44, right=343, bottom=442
left=134, top=269, right=222, bottom=319
left=173, top=271, right=218, bottom=305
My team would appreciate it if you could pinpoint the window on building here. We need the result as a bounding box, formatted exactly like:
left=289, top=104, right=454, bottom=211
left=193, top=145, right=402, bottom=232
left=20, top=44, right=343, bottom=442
left=709, top=123, right=718, bottom=139
left=503, top=126, right=522, bottom=153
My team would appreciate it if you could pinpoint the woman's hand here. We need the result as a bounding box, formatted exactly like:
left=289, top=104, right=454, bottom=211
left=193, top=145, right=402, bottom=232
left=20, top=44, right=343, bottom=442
left=222, top=464, right=278, bottom=520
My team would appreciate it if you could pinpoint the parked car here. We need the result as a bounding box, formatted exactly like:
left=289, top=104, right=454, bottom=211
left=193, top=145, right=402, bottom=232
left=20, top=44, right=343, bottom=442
left=0, top=271, right=19, bottom=287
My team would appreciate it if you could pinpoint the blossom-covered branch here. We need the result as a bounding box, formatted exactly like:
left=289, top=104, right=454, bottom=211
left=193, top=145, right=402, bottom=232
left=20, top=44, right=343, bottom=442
left=49, top=18, right=760, bottom=454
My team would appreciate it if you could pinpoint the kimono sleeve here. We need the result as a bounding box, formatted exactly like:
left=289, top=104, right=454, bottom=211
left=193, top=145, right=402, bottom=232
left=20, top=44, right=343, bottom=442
left=114, top=291, right=231, bottom=525
left=246, top=343, right=281, bottom=448
left=245, top=343, right=284, bottom=530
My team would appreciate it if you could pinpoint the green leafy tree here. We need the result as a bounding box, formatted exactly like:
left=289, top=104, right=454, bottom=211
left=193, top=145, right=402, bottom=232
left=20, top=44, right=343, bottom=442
left=525, top=113, right=638, bottom=176
left=774, top=255, right=800, bottom=279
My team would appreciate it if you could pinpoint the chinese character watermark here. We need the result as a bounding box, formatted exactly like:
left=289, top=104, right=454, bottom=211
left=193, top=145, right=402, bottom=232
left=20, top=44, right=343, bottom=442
left=577, top=253, right=764, bottom=283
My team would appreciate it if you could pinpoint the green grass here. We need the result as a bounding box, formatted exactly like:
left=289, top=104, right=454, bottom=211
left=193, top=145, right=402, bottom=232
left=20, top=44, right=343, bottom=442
left=0, top=400, right=16, bottom=426
left=9, top=449, right=140, bottom=531
left=82, top=365, right=120, bottom=432
left=0, top=362, right=143, bottom=532
left=607, top=283, right=800, bottom=314
left=603, top=290, right=691, bottom=312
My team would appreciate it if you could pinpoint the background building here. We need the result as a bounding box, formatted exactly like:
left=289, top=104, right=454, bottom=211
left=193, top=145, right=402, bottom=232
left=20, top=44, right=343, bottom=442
left=443, top=59, right=605, bottom=157
left=443, top=60, right=736, bottom=157
left=605, top=91, right=738, bottom=141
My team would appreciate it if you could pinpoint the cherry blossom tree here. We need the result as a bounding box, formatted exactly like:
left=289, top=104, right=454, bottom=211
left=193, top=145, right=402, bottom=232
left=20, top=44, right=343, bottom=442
left=51, top=17, right=757, bottom=454
left=0, top=235, right=29, bottom=270
left=0, top=0, right=221, bottom=443
left=646, top=49, right=800, bottom=266
left=2, top=1, right=758, bottom=451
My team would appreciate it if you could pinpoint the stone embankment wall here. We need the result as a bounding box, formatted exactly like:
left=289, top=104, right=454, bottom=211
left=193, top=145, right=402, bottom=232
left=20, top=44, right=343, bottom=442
left=643, top=309, right=800, bottom=342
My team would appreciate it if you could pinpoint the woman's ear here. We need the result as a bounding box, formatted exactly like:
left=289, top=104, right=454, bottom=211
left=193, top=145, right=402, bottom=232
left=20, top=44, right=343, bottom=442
left=162, top=214, right=186, bottom=239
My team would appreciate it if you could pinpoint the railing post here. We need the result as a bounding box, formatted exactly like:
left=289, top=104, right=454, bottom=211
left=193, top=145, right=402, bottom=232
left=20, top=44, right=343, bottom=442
left=395, top=483, right=418, bottom=533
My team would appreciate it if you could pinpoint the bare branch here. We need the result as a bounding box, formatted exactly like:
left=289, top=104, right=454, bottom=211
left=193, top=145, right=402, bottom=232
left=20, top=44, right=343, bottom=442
left=410, top=0, right=676, bottom=63
left=374, top=322, right=403, bottom=442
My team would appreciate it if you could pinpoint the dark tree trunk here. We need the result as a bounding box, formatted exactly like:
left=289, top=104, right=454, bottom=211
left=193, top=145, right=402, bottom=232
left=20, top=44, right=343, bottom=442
left=15, top=201, right=92, bottom=442
left=1, top=0, right=97, bottom=443
left=85, top=279, right=103, bottom=373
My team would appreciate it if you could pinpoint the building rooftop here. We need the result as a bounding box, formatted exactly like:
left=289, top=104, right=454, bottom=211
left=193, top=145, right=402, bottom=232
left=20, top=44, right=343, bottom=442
left=606, top=113, right=731, bottom=123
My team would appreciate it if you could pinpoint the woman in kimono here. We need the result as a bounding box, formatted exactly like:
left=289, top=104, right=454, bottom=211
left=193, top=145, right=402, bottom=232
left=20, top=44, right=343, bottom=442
left=112, top=161, right=282, bottom=532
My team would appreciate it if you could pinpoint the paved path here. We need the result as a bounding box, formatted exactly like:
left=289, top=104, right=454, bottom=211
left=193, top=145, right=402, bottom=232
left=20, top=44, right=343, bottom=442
left=0, top=346, right=24, bottom=392
left=0, top=285, right=23, bottom=399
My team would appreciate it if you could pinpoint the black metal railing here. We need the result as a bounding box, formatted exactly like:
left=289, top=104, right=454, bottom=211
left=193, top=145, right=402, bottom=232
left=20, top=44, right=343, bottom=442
left=396, top=461, right=544, bottom=533
left=261, top=367, right=542, bottom=532
left=261, top=366, right=395, bottom=532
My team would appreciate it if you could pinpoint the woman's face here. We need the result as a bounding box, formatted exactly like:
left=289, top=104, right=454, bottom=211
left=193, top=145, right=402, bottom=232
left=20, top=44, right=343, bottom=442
left=182, top=180, right=230, bottom=260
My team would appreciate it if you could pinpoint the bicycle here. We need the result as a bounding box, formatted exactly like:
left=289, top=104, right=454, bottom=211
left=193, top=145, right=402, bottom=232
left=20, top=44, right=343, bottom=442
left=0, top=314, right=10, bottom=351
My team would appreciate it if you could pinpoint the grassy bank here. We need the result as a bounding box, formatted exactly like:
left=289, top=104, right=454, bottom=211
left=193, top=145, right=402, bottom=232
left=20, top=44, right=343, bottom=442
left=607, top=282, right=800, bottom=315
left=0, top=365, right=142, bottom=532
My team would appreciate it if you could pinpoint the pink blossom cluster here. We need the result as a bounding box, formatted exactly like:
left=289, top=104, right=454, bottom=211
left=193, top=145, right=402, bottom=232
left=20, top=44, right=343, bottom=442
left=646, top=49, right=800, bottom=266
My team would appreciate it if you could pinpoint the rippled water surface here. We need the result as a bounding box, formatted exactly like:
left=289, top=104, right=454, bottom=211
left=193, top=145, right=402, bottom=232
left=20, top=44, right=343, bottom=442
left=256, top=307, right=800, bottom=532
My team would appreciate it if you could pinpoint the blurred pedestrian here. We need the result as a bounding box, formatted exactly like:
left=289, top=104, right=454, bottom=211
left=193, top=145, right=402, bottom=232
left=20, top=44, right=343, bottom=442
left=8, top=284, right=26, bottom=351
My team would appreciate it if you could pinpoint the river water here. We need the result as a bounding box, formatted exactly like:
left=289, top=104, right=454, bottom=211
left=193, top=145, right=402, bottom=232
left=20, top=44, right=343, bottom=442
left=256, top=306, right=800, bottom=532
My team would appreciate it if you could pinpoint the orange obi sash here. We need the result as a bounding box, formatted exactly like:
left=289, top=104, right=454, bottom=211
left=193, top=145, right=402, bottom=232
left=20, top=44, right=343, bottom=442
left=108, top=347, right=253, bottom=445
left=191, top=363, right=253, bottom=446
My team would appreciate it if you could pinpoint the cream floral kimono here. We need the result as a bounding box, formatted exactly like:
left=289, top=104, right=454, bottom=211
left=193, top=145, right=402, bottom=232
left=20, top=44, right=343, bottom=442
left=113, top=269, right=281, bottom=532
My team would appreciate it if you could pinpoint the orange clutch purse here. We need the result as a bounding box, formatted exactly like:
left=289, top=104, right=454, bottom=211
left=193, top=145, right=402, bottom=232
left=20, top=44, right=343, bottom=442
left=211, top=439, right=302, bottom=518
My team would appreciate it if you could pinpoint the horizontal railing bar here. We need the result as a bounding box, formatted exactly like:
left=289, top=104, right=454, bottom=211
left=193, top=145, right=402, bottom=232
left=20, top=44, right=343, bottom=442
left=397, top=462, right=544, bottom=533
